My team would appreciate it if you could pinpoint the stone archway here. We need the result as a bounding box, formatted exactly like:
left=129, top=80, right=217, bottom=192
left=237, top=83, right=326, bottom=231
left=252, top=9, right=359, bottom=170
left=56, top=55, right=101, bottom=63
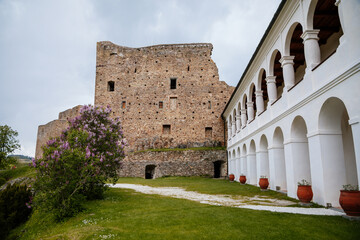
left=248, top=140, right=257, bottom=185
left=213, top=160, right=225, bottom=178
left=286, top=116, right=312, bottom=198
left=145, top=165, right=156, bottom=179
left=259, top=134, right=270, bottom=180
left=272, top=127, right=287, bottom=191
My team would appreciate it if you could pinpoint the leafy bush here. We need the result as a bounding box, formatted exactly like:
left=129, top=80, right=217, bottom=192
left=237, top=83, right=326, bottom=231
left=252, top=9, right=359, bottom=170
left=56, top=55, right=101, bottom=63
left=0, top=177, right=6, bottom=186
left=0, top=183, right=32, bottom=237
left=33, top=105, right=126, bottom=220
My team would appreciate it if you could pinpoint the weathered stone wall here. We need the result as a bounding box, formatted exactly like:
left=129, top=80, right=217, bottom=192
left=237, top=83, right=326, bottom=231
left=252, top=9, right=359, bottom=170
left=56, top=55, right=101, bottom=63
left=35, top=105, right=82, bottom=159
left=35, top=42, right=233, bottom=178
left=94, top=42, right=234, bottom=152
left=120, top=149, right=227, bottom=178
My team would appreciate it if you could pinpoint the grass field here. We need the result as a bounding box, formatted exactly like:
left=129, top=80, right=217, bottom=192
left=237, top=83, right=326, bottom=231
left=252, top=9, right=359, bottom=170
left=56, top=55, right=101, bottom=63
left=116, top=176, right=299, bottom=202
left=7, top=176, right=360, bottom=240
left=0, top=163, right=36, bottom=185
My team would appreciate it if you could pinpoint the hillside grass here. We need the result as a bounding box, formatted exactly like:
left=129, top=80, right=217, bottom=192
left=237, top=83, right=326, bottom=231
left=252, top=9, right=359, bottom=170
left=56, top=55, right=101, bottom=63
left=9, top=185, right=360, bottom=240
left=0, top=163, right=36, bottom=184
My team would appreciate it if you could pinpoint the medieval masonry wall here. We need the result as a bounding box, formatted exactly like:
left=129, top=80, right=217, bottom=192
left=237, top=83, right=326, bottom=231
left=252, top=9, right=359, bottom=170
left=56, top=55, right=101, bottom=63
left=94, top=42, right=234, bottom=177
left=35, top=105, right=82, bottom=159
left=35, top=42, right=234, bottom=178
left=95, top=41, right=233, bottom=152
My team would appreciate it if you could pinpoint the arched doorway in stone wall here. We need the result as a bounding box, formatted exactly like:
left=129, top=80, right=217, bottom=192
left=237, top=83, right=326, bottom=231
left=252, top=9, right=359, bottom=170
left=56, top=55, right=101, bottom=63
left=145, top=165, right=156, bottom=179
left=213, top=160, right=225, bottom=178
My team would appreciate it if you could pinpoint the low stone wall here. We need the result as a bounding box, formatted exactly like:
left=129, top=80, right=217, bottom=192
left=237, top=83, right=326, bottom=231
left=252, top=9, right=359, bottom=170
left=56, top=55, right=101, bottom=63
left=119, top=149, right=227, bottom=178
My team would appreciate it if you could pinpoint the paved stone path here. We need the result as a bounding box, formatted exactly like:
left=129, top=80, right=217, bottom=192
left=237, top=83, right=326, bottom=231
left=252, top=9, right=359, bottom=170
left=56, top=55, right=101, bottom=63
left=111, top=184, right=344, bottom=216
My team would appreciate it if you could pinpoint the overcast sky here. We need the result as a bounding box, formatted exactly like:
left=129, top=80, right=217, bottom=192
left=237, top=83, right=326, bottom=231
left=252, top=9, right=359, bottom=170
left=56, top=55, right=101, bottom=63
left=0, top=0, right=281, bottom=157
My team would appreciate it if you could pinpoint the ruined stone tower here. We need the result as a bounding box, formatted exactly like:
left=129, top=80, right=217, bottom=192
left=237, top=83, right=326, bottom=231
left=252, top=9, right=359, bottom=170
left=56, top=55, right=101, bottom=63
left=36, top=41, right=234, bottom=178
left=95, top=41, right=233, bottom=151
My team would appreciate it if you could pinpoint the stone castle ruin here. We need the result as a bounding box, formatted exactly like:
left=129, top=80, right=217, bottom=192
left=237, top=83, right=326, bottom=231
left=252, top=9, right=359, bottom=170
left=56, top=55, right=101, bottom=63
left=36, top=42, right=234, bottom=178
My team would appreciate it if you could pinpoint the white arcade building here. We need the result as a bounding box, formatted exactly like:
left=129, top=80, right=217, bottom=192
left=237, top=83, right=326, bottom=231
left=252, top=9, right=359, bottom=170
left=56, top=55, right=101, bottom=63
left=222, top=0, right=360, bottom=207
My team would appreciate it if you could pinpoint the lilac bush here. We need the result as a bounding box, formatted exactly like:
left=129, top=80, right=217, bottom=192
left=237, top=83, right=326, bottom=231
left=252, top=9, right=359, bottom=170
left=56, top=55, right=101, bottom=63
left=33, top=105, right=126, bottom=220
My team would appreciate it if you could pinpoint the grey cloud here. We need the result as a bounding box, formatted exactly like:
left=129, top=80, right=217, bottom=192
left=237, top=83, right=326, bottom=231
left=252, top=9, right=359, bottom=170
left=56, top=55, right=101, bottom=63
left=0, top=0, right=281, bottom=156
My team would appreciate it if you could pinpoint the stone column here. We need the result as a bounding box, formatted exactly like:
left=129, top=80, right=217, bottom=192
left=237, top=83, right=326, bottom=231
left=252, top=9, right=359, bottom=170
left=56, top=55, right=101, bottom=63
left=349, top=117, right=360, bottom=187
left=227, top=122, right=232, bottom=140
left=301, top=30, right=321, bottom=69
left=241, top=109, right=247, bottom=128
left=279, top=56, right=295, bottom=90
left=266, top=76, right=277, bottom=104
left=255, top=90, right=264, bottom=114
left=231, top=121, right=236, bottom=137
left=307, top=131, right=346, bottom=207
left=247, top=102, right=254, bottom=122
left=236, top=114, right=241, bottom=132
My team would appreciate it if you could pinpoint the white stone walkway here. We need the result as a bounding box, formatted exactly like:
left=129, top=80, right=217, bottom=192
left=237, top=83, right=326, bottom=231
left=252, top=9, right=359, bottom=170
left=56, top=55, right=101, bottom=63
left=110, top=184, right=344, bottom=216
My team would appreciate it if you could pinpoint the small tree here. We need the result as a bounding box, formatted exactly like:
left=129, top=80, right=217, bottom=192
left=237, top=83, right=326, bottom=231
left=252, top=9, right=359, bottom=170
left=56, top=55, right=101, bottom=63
left=33, top=105, right=126, bottom=220
left=0, top=125, right=20, bottom=169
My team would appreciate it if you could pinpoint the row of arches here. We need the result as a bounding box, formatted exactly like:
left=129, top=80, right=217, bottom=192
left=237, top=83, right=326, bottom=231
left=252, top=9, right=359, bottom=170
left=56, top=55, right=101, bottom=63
left=228, top=97, right=358, bottom=206
left=227, top=0, right=342, bottom=137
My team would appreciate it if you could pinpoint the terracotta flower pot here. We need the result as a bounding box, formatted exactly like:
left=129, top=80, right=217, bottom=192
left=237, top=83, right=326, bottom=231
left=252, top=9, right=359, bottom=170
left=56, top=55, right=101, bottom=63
left=239, top=175, right=246, bottom=184
left=339, top=190, right=360, bottom=216
left=297, top=185, right=313, bottom=203
left=229, top=174, right=235, bottom=182
left=259, top=178, right=269, bottom=190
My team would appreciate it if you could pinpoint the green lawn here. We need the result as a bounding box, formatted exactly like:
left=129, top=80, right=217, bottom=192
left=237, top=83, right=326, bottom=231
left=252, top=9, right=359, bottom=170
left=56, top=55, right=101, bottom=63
left=7, top=176, right=360, bottom=240
left=116, top=176, right=299, bottom=203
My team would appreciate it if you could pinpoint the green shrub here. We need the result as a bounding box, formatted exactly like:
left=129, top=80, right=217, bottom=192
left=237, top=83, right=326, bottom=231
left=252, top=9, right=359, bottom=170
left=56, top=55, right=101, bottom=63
left=33, top=105, right=126, bottom=221
left=0, top=177, right=6, bottom=186
left=0, top=183, right=32, bottom=237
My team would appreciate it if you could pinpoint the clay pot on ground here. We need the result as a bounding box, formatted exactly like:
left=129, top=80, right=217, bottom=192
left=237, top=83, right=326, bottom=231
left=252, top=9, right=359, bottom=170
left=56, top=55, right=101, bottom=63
left=239, top=175, right=246, bottom=184
left=297, top=185, right=313, bottom=203
left=339, top=190, right=360, bottom=216
left=229, top=174, right=235, bottom=182
left=259, top=178, right=269, bottom=190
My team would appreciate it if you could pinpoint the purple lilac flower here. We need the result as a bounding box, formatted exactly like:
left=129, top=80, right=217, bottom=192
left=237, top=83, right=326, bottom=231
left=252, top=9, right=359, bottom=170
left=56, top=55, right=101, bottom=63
left=85, top=146, right=91, bottom=159
left=31, top=158, right=36, bottom=167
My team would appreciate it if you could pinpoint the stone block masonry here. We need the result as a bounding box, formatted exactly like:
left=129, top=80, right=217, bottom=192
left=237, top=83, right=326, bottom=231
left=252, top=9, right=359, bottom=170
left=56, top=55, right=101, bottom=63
left=35, top=105, right=82, bottom=159
left=35, top=41, right=234, bottom=178
left=95, top=42, right=234, bottom=152
left=120, top=149, right=227, bottom=178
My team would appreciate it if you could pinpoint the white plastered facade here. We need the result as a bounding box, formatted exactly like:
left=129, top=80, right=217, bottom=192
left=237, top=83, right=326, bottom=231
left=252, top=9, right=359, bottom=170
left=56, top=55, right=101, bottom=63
left=224, top=0, right=360, bottom=207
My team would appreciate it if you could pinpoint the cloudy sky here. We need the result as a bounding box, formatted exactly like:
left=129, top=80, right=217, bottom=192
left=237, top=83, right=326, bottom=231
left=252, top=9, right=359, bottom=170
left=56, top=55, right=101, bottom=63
left=0, top=0, right=281, bottom=157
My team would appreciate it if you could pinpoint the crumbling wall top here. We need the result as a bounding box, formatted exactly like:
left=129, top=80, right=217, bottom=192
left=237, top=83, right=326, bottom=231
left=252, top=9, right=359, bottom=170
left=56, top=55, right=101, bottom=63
left=58, top=105, right=82, bottom=120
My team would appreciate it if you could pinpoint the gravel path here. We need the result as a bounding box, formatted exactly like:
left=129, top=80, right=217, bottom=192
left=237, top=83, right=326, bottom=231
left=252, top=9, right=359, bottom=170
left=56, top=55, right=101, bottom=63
left=111, top=183, right=344, bottom=216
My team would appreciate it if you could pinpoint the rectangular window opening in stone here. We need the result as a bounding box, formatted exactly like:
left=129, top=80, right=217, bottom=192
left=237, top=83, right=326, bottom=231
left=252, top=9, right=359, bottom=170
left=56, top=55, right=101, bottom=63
left=159, top=101, right=163, bottom=109
left=170, top=78, right=177, bottom=89
left=170, top=97, right=177, bottom=110
left=122, top=101, right=126, bottom=109
left=205, top=127, right=213, bottom=138
left=163, top=125, right=171, bottom=134
left=208, top=101, right=211, bottom=109
left=107, top=81, right=115, bottom=92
